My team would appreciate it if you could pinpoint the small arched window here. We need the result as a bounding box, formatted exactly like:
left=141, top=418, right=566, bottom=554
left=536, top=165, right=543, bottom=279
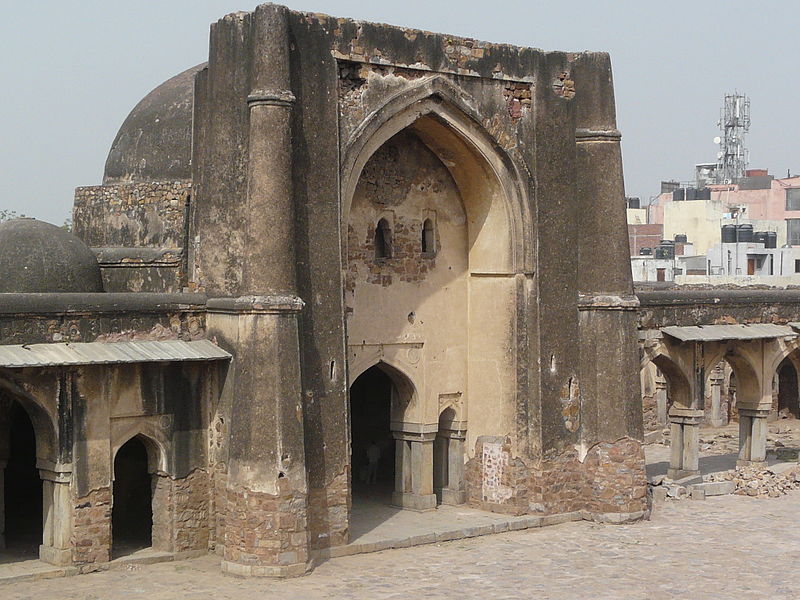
left=421, top=218, right=435, bottom=255
left=375, top=218, right=392, bottom=259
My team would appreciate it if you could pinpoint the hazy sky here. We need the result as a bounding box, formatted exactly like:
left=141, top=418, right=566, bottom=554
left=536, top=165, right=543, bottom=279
left=1, top=1, right=797, bottom=223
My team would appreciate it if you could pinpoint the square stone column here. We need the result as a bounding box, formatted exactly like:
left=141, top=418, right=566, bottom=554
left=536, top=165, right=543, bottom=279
left=667, top=409, right=703, bottom=479
left=737, top=408, right=768, bottom=468
left=709, top=368, right=726, bottom=427
left=39, top=463, right=73, bottom=566
left=435, top=428, right=466, bottom=506
left=392, top=431, right=436, bottom=511
left=655, top=379, right=668, bottom=426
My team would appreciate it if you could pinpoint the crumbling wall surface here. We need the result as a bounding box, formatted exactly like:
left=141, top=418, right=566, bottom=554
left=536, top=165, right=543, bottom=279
left=0, top=293, right=206, bottom=345
left=71, top=487, right=112, bottom=566
left=306, top=469, right=349, bottom=550
left=73, top=182, right=190, bottom=249
left=223, top=481, right=308, bottom=572
left=465, top=436, right=647, bottom=517
left=152, top=469, right=210, bottom=553
left=637, top=289, right=800, bottom=329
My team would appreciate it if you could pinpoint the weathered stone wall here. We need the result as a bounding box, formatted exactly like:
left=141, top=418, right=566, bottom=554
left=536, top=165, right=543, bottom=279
left=0, top=294, right=206, bottom=345
left=152, top=469, right=210, bottom=553
left=71, top=487, right=112, bottom=566
left=637, top=289, right=800, bottom=329
left=306, top=469, right=349, bottom=550
left=465, top=437, right=647, bottom=517
left=223, top=481, right=308, bottom=573
left=73, top=182, right=190, bottom=249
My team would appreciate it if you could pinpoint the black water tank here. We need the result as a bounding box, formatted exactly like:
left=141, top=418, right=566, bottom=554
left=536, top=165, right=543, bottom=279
left=737, top=224, right=754, bottom=242
left=660, top=239, right=675, bottom=246
left=754, top=231, right=768, bottom=245
left=766, top=231, right=778, bottom=249
left=674, top=234, right=688, bottom=243
left=656, top=245, right=675, bottom=259
left=673, top=188, right=686, bottom=201
left=721, top=224, right=737, bottom=243
left=639, top=247, right=653, bottom=255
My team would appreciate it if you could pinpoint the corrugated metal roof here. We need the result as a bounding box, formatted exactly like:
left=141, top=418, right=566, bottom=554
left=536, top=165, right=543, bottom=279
left=661, top=324, right=796, bottom=342
left=0, top=339, right=230, bottom=368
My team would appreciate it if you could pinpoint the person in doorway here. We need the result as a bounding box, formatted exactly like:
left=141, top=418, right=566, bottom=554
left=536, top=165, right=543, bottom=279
left=366, top=440, right=381, bottom=484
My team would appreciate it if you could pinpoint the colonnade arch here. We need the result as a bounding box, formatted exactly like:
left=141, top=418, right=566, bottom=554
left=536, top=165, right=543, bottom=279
left=641, top=334, right=800, bottom=478
left=0, top=379, right=60, bottom=564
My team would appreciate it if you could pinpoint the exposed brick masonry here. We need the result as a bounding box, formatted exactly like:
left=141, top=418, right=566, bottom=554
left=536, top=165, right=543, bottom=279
left=223, top=480, right=309, bottom=569
left=466, top=437, right=647, bottom=518
left=72, top=487, right=112, bottom=566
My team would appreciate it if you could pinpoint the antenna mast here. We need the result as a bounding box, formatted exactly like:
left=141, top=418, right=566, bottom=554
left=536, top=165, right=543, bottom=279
left=716, top=92, right=750, bottom=184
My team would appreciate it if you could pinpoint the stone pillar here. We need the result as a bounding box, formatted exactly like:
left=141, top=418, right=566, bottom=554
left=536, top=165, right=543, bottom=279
left=435, top=427, right=467, bottom=506
left=392, top=431, right=436, bottom=511
left=709, top=368, right=725, bottom=427
left=39, top=463, right=73, bottom=566
left=667, top=409, right=702, bottom=479
left=655, top=378, right=668, bottom=426
left=215, top=4, right=309, bottom=579
left=737, top=408, right=768, bottom=468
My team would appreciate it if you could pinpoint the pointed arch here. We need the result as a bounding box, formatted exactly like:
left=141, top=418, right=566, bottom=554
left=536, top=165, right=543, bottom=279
left=341, top=76, right=532, bottom=274
left=112, top=430, right=167, bottom=475
left=0, top=374, right=58, bottom=463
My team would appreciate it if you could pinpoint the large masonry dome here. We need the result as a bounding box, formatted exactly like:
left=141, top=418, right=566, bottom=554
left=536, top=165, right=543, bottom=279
left=0, top=218, right=103, bottom=293
left=103, top=63, right=206, bottom=184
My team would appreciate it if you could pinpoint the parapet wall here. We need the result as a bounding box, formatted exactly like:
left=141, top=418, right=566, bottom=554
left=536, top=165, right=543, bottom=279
left=74, top=182, right=189, bottom=248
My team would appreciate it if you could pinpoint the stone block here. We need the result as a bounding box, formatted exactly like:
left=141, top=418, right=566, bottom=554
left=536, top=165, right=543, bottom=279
left=688, top=481, right=735, bottom=496
left=690, top=488, right=706, bottom=501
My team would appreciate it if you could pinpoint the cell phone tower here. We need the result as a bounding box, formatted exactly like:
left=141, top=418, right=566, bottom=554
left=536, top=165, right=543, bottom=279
left=715, top=92, right=750, bottom=184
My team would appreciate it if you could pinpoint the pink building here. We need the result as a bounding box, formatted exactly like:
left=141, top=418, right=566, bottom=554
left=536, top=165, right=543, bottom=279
left=649, top=172, right=800, bottom=247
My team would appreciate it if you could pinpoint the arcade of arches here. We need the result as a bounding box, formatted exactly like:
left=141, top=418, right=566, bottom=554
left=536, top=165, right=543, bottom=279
left=640, top=332, right=800, bottom=478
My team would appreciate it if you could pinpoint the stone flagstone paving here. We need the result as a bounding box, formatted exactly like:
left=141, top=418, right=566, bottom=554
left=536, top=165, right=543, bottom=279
left=5, top=491, right=800, bottom=599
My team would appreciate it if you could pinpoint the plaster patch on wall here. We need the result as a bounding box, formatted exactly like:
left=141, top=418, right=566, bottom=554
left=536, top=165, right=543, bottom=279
left=481, top=441, right=512, bottom=503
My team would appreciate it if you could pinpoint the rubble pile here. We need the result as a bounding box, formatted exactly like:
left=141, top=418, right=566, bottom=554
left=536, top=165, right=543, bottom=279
left=706, top=465, right=800, bottom=498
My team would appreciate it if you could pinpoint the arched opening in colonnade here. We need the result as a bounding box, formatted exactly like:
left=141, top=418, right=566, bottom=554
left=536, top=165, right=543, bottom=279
left=1, top=400, right=43, bottom=560
left=777, top=358, right=800, bottom=418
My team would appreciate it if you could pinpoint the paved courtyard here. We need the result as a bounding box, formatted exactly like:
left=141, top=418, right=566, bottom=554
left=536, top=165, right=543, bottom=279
left=4, top=490, right=800, bottom=599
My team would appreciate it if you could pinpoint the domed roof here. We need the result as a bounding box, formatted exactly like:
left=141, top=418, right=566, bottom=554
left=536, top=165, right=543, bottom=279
left=103, top=63, right=206, bottom=184
left=0, top=219, right=103, bottom=293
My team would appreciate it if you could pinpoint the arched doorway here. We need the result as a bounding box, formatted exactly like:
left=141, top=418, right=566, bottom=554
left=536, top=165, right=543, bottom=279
left=349, top=365, right=395, bottom=503
left=112, top=436, right=153, bottom=557
left=2, top=400, right=43, bottom=559
left=778, top=359, right=799, bottom=418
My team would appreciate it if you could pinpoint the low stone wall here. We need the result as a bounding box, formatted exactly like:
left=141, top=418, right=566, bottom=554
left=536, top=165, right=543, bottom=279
left=465, top=437, right=647, bottom=518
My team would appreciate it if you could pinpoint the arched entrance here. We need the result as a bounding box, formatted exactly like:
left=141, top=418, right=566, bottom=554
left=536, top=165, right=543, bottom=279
left=2, top=400, right=42, bottom=559
left=778, top=359, right=799, bottom=418
left=349, top=365, right=396, bottom=503
left=112, top=436, right=153, bottom=557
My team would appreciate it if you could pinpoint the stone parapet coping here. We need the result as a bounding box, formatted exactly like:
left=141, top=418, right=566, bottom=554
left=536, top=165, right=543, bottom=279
left=0, top=293, right=207, bottom=315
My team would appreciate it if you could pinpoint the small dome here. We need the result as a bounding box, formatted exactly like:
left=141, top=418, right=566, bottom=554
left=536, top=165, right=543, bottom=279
left=0, top=219, right=103, bottom=293
left=103, top=63, right=206, bottom=184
